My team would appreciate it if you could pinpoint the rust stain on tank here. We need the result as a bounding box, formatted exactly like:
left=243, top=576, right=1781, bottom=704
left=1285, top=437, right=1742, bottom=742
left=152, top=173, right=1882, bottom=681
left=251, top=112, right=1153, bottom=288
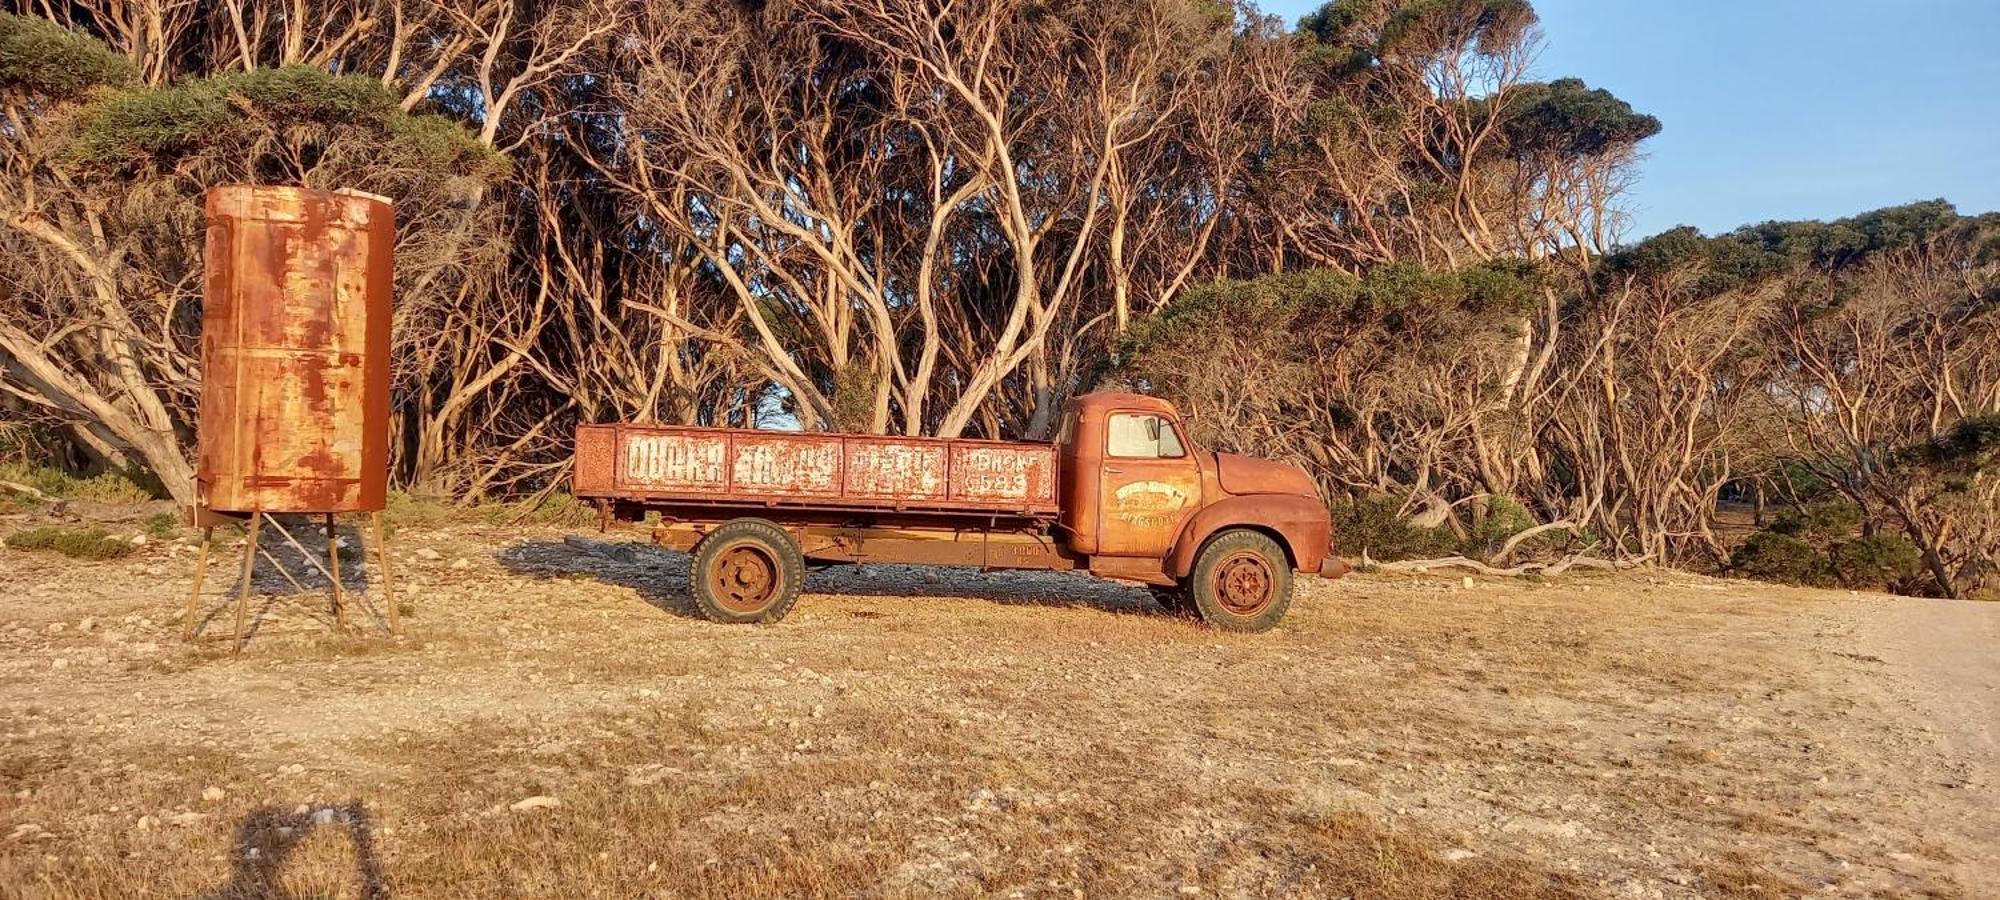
left=198, top=185, right=393, bottom=514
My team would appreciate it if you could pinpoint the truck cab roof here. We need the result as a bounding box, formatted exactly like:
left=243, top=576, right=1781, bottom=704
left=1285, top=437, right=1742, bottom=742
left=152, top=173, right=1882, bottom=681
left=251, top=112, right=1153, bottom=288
left=1068, top=392, right=1178, bottom=418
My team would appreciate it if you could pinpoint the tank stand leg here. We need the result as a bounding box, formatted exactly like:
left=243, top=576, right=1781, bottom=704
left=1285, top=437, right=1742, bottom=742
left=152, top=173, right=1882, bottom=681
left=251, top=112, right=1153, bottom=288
left=326, top=513, right=345, bottom=630
left=373, top=511, right=399, bottom=636
left=233, top=512, right=262, bottom=654
left=184, top=525, right=214, bottom=641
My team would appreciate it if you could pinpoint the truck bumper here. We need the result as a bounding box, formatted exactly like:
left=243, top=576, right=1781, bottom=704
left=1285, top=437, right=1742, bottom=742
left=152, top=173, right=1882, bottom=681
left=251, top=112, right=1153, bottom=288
left=1318, top=554, right=1353, bottom=580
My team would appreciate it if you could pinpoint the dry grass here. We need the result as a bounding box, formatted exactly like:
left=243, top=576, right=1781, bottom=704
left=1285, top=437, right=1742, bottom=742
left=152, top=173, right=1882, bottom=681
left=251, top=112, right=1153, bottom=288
left=0, top=521, right=1990, bottom=898
left=1, top=710, right=1581, bottom=900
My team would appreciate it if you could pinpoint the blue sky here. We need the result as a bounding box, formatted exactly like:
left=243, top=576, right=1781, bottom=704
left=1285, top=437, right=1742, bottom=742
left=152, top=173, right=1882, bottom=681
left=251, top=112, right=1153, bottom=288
left=1260, top=0, right=2000, bottom=241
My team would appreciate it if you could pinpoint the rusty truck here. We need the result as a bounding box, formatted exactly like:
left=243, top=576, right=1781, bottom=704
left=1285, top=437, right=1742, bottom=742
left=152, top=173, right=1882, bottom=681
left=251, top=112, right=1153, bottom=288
left=572, top=393, right=1349, bottom=632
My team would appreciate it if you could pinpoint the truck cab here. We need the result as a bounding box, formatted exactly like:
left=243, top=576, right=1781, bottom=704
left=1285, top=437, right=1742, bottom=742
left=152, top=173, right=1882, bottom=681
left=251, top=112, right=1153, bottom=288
left=1053, top=393, right=1346, bottom=629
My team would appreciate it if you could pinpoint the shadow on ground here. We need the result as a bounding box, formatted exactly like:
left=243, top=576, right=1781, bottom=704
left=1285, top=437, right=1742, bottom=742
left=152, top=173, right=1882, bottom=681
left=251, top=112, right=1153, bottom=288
left=200, top=801, right=389, bottom=900
left=496, top=535, right=1166, bottom=620
left=187, top=517, right=391, bottom=640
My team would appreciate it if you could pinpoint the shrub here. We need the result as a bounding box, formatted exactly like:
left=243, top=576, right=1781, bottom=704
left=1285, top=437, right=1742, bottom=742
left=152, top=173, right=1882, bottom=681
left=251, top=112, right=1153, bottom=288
left=143, top=511, right=181, bottom=539
left=1827, top=533, right=1924, bottom=591
left=1730, top=532, right=1830, bottom=587
left=1733, top=500, right=1930, bottom=592
left=384, top=490, right=451, bottom=531
left=1464, top=495, right=1538, bottom=559
left=0, top=464, right=159, bottom=504
left=1768, top=502, right=1862, bottom=546
left=480, top=492, right=597, bottom=527
left=5, top=526, right=137, bottom=559
left=1331, top=494, right=1459, bottom=561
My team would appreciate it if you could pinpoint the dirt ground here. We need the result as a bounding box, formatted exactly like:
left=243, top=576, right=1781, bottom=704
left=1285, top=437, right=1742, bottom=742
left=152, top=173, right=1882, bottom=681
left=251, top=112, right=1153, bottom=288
left=0, top=515, right=1994, bottom=899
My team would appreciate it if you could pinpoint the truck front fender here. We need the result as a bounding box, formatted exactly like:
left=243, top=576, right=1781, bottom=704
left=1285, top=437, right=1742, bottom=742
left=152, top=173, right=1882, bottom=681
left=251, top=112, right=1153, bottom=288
left=1166, top=494, right=1331, bottom=579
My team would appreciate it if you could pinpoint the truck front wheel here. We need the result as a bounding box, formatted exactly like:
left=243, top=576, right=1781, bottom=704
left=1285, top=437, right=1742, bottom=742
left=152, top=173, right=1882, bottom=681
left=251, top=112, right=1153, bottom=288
left=1188, top=530, right=1293, bottom=633
left=689, top=519, right=804, bottom=624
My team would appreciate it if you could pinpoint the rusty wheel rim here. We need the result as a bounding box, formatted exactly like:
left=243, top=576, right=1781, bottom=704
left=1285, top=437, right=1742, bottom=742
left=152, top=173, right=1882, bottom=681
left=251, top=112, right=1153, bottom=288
left=1214, top=552, right=1275, bottom=616
left=709, top=542, right=780, bottom=613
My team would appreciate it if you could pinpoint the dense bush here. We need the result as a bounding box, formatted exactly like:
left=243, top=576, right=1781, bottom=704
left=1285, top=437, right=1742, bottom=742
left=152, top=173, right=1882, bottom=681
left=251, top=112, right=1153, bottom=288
left=1827, top=534, right=1925, bottom=592
left=1730, top=503, right=1926, bottom=591
left=1731, top=532, right=1832, bottom=587
left=4, top=526, right=137, bottom=559
left=1331, top=495, right=1459, bottom=561
left=0, top=464, right=159, bottom=504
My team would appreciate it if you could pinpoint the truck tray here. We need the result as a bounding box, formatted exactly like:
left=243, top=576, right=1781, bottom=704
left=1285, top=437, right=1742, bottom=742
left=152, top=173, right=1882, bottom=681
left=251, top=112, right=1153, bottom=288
left=572, top=424, right=1059, bottom=517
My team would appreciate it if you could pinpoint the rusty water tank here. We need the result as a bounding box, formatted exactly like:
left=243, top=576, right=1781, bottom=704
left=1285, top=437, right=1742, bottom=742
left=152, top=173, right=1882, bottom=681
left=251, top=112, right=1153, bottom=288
left=198, top=185, right=393, bottom=514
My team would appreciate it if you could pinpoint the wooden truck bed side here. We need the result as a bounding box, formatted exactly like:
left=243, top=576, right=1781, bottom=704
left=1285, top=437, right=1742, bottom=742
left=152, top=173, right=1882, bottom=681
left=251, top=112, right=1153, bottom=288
left=572, top=424, right=1060, bottom=518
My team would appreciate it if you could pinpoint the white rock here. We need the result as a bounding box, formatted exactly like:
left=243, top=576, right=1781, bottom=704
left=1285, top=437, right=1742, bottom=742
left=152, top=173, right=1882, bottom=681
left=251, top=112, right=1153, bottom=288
left=1442, top=848, right=1480, bottom=863
left=201, top=786, right=227, bottom=802
left=510, top=795, right=562, bottom=813
left=449, top=558, right=471, bottom=570
left=413, top=548, right=443, bottom=561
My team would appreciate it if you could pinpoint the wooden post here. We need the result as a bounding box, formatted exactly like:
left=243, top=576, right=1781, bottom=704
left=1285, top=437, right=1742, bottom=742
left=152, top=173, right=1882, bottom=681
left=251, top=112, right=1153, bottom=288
left=373, top=510, right=399, bottom=636
left=184, top=525, right=214, bottom=641
left=326, top=513, right=345, bottom=629
left=233, top=512, right=263, bottom=653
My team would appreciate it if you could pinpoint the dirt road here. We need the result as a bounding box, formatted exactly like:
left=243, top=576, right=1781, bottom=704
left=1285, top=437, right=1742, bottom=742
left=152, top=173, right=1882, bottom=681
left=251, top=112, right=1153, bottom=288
left=0, top=519, right=1993, bottom=898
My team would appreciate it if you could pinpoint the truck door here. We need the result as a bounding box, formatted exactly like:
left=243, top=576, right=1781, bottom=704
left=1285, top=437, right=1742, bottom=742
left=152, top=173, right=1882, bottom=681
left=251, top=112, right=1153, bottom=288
left=1095, top=411, right=1201, bottom=558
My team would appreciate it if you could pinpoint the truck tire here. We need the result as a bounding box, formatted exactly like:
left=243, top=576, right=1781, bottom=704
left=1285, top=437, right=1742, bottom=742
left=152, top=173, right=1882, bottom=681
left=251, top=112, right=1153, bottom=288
left=688, top=518, right=804, bottom=624
left=1187, top=529, right=1292, bottom=633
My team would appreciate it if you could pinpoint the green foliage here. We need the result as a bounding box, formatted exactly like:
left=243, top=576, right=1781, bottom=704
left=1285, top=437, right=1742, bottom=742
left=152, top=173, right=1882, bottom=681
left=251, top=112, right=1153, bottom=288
left=1732, top=502, right=1925, bottom=591
left=1731, top=532, right=1830, bottom=587
left=1768, top=502, right=1862, bottom=546
left=1827, top=534, right=1925, bottom=592
left=5, top=526, right=137, bottom=560
left=1465, top=495, right=1536, bottom=558
left=1380, top=0, right=1537, bottom=58
left=1899, top=415, right=2000, bottom=478
left=1125, top=259, right=1543, bottom=368
left=143, top=511, right=181, bottom=539
left=0, top=13, right=133, bottom=101
left=1494, top=78, right=1662, bottom=159
left=1330, top=495, right=1459, bottom=561
left=70, top=64, right=504, bottom=180
left=1604, top=201, right=1980, bottom=300
left=384, top=490, right=451, bottom=531
left=1734, top=200, right=1963, bottom=270
left=477, top=492, right=597, bottom=527
left=0, top=464, right=160, bottom=504
left=1596, top=225, right=1791, bottom=298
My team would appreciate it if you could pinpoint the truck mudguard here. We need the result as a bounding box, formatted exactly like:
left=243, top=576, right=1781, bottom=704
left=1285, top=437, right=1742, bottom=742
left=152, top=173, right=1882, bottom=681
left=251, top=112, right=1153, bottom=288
left=1165, top=493, right=1331, bottom=579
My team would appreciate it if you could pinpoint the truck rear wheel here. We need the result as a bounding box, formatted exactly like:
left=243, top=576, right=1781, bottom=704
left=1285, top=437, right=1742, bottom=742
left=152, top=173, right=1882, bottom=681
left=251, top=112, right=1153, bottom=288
left=1188, top=529, right=1292, bottom=633
left=689, top=519, right=804, bottom=624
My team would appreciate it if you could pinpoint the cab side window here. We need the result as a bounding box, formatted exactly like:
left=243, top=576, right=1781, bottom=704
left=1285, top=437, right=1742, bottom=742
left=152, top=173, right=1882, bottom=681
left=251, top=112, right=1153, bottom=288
left=1106, top=413, right=1187, bottom=459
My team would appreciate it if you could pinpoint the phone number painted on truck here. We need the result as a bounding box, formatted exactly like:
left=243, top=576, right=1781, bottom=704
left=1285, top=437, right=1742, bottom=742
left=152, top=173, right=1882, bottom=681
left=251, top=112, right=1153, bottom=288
left=573, top=424, right=1058, bottom=514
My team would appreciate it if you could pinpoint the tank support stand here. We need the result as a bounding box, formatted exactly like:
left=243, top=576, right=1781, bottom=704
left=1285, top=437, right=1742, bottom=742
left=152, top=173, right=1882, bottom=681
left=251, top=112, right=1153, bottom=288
left=183, top=510, right=401, bottom=648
